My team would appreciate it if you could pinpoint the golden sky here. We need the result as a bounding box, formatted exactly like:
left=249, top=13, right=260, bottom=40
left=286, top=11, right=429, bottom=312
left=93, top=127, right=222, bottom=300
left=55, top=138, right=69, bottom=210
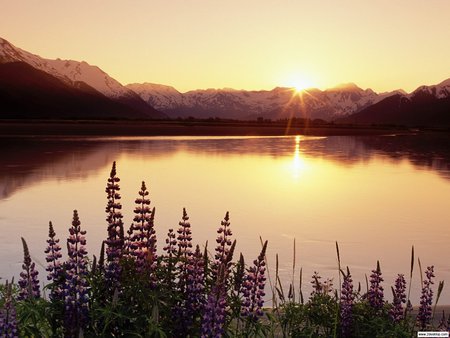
left=1, top=0, right=450, bottom=93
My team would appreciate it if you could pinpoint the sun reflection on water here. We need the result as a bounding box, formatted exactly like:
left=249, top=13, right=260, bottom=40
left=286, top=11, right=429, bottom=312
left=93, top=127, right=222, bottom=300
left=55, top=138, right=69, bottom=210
left=291, top=135, right=309, bottom=178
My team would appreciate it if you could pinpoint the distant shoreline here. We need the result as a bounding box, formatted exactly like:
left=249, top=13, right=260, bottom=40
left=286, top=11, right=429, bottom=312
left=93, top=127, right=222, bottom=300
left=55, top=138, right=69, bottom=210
left=0, top=119, right=423, bottom=137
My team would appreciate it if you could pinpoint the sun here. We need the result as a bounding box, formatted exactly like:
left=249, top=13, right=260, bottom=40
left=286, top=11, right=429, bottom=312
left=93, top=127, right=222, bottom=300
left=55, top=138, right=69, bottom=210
left=283, top=76, right=316, bottom=93
left=293, top=84, right=307, bottom=92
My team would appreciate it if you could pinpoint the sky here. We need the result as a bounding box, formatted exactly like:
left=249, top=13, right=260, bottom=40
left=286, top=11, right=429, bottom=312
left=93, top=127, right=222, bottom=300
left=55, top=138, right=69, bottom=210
left=1, top=0, right=450, bottom=93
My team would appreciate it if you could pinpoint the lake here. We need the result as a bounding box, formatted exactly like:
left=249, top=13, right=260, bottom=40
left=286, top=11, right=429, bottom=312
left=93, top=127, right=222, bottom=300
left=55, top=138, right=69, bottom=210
left=0, top=133, right=449, bottom=304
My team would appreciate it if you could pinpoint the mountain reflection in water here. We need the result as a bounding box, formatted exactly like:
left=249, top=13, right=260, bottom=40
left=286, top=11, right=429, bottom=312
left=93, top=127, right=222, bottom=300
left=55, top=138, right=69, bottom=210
left=1, top=134, right=449, bottom=199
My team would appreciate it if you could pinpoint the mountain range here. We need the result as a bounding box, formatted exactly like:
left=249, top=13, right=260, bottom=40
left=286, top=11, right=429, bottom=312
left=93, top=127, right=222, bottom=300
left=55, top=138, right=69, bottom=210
left=337, top=79, right=450, bottom=126
left=126, top=83, right=405, bottom=121
left=1, top=37, right=449, bottom=126
left=0, top=37, right=164, bottom=119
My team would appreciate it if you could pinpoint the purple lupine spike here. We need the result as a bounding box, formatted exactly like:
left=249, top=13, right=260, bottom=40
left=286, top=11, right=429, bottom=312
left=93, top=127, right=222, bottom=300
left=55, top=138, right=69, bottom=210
left=18, top=237, right=40, bottom=300
left=105, top=161, right=124, bottom=289
left=174, top=244, right=206, bottom=336
left=214, top=212, right=233, bottom=270
left=201, top=238, right=236, bottom=338
left=177, top=208, right=193, bottom=262
left=123, top=223, right=134, bottom=257
left=417, top=266, right=435, bottom=330
left=389, top=274, right=407, bottom=323
left=340, top=267, right=355, bottom=337
left=44, top=221, right=63, bottom=301
left=0, top=280, right=18, bottom=338
left=173, top=210, right=194, bottom=335
left=186, top=245, right=206, bottom=315
left=211, top=211, right=235, bottom=295
left=234, top=253, right=245, bottom=294
left=177, top=208, right=193, bottom=292
left=201, top=265, right=227, bottom=338
left=143, top=207, right=158, bottom=281
left=368, top=261, right=384, bottom=311
left=163, top=228, right=177, bottom=257
left=137, top=183, right=156, bottom=251
left=64, top=210, right=89, bottom=337
left=163, top=228, right=178, bottom=288
left=241, top=240, right=268, bottom=321
left=130, top=182, right=157, bottom=274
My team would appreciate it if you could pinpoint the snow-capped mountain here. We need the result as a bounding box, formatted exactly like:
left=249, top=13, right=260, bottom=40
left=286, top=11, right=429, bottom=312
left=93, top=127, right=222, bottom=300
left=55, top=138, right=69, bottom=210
left=0, top=37, right=164, bottom=118
left=1, top=37, right=128, bottom=98
left=338, top=78, right=450, bottom=126
left=127, top=82, right=399, bottom=121
left=127, top=83, right=185, bottom=108
left=409, top=78, right=450, bottom=99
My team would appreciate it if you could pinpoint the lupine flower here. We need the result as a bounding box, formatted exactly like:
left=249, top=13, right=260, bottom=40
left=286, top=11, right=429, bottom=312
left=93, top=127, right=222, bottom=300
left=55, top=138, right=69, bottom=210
left=241, top=240, right=268, bottom=321
left=201, top=265, right=228, bottom=338
left=126, top=182, right=157, bottom=274
left=177, top=208, right=193, bottom=292
left=18, top=237, right=40, bottom=300
left=0, top=280, right=18, bottom=338
left=177, top=208, right=193, bottom=261
left=172, top=209, right=196, bottom=336
left=174, top=244, right=206, bottom=336
left=214, top=212, right=233, bottom=274
left=234, top=253, right=245, bottom=294
left=44, top=221, right=63, bottom=301
left=201, top=236, right=236, bottom=338
left=417, top=266, right=435, bottom=330
left=390, top=274, right=407, bottom=323
left=368, top=261, right=384, bottom=311
left=340, top=267, right=355, bottom=337
left=163, top=228, right=178, bottom=288
left=105, top=161, right=124, bottom=289
left=123, top=224, right=134, bottom=257
left=186, top=245, right=206, bottom=315
left=64, top=210, right=89, bottom=337
left=310, top=272, right=333, bottom=296
left=142, top=207, right=157, bottom=285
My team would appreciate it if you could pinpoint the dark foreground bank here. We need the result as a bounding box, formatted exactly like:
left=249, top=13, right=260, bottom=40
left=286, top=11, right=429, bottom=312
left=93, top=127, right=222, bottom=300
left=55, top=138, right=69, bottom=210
left=0, top=119, right=417, bottom=137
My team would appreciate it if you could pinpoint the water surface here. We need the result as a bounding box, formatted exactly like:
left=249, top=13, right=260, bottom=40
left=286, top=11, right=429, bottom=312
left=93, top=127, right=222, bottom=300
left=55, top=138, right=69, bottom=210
left=0, top=134, right=449, bottom=304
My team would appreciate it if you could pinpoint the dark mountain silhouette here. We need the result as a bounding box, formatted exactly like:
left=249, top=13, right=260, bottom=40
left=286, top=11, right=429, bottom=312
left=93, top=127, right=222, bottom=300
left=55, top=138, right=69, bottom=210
left=337, top=79, right=450, bottom=127
left=0, top=37, right=165, bottom=119
left=0, top=62, right=162, bottom=119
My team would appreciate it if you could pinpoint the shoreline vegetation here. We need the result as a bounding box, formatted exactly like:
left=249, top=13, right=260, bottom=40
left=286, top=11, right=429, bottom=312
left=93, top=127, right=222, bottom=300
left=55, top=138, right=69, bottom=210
left=0, top=162, right=449, bottom=337
left=0, top=118, right=441, bottom=137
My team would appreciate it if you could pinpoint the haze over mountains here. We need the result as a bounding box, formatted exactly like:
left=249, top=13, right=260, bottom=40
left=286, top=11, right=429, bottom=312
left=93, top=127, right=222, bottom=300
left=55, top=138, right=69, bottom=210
left=0, top=37, right=449, bottom=126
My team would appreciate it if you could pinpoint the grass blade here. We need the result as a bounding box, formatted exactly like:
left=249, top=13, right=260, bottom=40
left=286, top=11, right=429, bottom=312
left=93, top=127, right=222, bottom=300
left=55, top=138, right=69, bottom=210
left=336, top=241, right=342, bottom=298
left=433, top=281, right=445, bottom=321
left=405, top=245, right=414, bottom=316
left=292, top=238, right=296, bottom=303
